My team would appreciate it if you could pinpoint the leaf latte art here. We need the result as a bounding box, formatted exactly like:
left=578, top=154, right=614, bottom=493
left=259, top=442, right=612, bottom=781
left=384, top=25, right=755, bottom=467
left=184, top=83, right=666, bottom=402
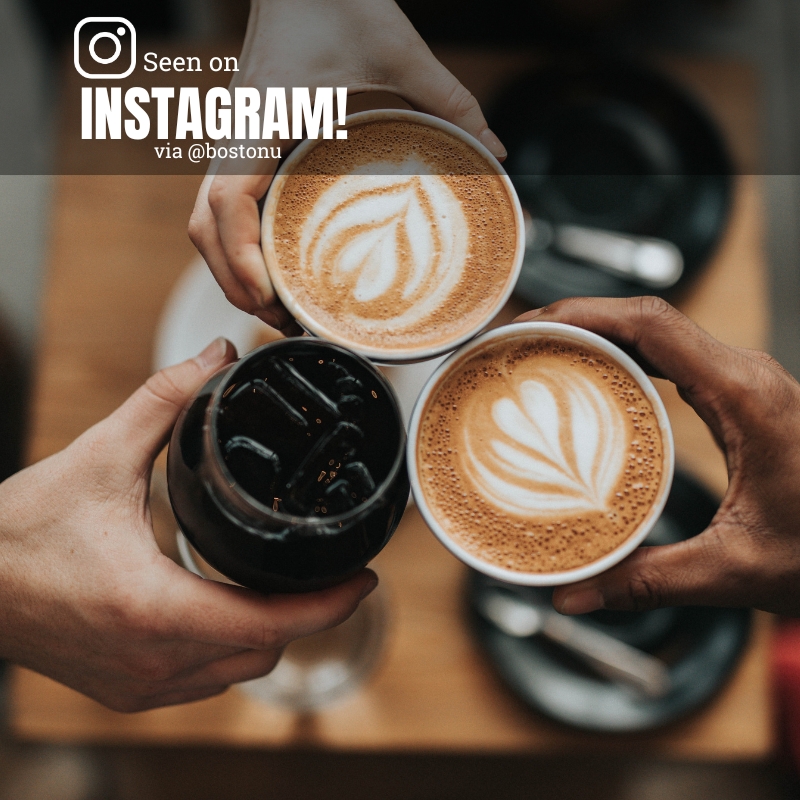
left=266, top=119, right=520, bottom=358
left=298, top=164, right=469, bottom=332
left=417, top=337, right=667, bottom=574
left=465, top=370, right=627, bottom=516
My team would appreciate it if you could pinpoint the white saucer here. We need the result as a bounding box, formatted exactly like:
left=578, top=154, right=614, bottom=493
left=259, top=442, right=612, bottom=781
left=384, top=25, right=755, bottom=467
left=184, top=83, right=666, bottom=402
left=153, top=259, right=447, bottom=428
left=153, top=257, right=266, bottom=371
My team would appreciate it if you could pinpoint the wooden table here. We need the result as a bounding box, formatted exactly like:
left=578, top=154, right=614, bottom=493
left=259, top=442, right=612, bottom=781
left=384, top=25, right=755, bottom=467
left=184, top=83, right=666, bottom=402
left=10, top=49, right=773, bottom=759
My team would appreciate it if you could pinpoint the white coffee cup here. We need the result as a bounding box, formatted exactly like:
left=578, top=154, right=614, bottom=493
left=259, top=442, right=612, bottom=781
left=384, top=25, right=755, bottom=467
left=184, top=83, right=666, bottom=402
left=407, top=322, right=675, bottom=586
left=261, top=109, right=525, bottom=364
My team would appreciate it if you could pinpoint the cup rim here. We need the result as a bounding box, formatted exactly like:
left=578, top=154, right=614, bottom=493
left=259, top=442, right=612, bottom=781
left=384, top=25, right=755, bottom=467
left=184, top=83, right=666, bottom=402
left=261, top=108, right=526, bottom=364
left=204, top=338, right=407, bottom=528
left=407, top=321, right=676, bottom=586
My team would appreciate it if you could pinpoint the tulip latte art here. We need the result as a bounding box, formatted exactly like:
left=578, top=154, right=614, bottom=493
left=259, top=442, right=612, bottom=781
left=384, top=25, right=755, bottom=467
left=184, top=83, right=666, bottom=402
left=266, top=119, right=519, bottom=358
left=417, top=337, right=666, bottom=573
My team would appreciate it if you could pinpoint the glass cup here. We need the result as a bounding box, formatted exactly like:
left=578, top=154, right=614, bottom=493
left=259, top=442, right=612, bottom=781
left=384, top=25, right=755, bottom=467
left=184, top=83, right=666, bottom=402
left=166, top=337, right=407, bottom=709
left=167, top=337, right=409, bottom=594
left=176, top=531, right=388, bottom=710
left=408, top=322, right=675, bottom=586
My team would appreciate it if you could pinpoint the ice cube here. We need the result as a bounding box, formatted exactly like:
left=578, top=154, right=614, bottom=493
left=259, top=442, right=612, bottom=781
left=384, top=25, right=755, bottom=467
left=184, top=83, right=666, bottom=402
left=227, top=381, right=248, bottom=401
left=329, top=362, right=363, bottom=396
left=284, top=422, right=364, bottom=514
left=223, top=436, right=283, bottom=502
left=224, top=380, right=308, bottom=435
left=269, top=358, right=341, bottom=419
left=340, top=461, right=376, bottom=499
left=323, top=479, right=360, bottom=513
left=251, top=379, right=308, bottom=428
left=336, top=394, right=364, bottom=419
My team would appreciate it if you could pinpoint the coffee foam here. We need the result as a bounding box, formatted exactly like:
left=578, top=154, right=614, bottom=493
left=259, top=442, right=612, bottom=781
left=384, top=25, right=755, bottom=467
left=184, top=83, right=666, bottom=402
left=417, top=336, right=666, bottom=573
left=269, top=120, right=519, bottom=355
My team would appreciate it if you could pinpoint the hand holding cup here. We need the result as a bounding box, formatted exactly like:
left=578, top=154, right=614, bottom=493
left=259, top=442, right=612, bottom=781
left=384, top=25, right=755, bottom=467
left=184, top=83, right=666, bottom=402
left=409, top=320, right=674, bottom=586
left=516, top=296, right=800, bottom=616
left=188, top=0, right=507, bottom=333
left=0, top=339, right=376, bottom=711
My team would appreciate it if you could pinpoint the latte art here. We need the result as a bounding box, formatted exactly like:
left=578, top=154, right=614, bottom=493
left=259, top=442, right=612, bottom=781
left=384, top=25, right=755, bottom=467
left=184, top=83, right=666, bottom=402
left=263, top=116, right=521, bottom=360
left=466, top=370, right=627, bottom=515
left=299, top=162, right=469, bottom=332
left=416, top=335, right=667, bottom=574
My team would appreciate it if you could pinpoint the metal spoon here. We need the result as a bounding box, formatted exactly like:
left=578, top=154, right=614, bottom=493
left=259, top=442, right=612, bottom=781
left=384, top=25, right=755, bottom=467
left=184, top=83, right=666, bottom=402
left=525, top=213, right=684, bottom=290
left=475, top=588, right=672, bottom=698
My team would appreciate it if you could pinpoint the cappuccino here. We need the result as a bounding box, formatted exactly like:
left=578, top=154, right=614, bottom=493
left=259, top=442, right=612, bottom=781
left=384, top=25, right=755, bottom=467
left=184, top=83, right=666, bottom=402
left=410, top=323, right=673, bottom=583
left=262, top=110, right=524, bottom=363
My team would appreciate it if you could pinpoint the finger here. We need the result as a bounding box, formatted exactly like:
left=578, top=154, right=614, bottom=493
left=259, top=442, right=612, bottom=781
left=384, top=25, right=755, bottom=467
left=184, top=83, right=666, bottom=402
left=734, top=346, right=798, bottom=381
left=191, top=175, right=295, bottom=332
left=166, top=568, right=378, bottom=651
left=391, top=50, right=506, bottom=160
left=551, top=526, right=740, bottom=613
left=189, top=175, right=265, bottom=315
left=136, top=638, right=250, bottom=679
left=125, top=684, right=230, bottom=713
left=515, top=297, right=738, bottom=432
left=253, top=307, right=295, bottom=333
left=275, top=319, right=305, bottom=339
left=172, top=648, right=282, bottom=692
left=206, top=173, right=294, bottom=330
left=95, top=337, right=237, bottom=473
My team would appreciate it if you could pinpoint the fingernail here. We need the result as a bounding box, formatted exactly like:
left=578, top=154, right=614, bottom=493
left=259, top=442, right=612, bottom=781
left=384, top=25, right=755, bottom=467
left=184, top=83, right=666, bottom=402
left=515, top=307, right=547, bottom=322
left=247, top=286, right=269, bottom=309
left=358, top=576, right=378, bottom=601
left=557, top=589, right=604, bottom=615
left=479, top=128, right=507, bottom=160
left=247, top=274, right=276, bottom=310
left=255, top=309, right=282, bottom=331
left=255, top=313, right=286, bottom=341
left=196, top=337, right=231, bottom=369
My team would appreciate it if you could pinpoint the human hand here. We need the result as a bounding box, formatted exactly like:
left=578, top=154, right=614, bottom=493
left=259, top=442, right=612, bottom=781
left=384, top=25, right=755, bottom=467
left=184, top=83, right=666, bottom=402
left=515, top=296, right=800, bottom=616
left=188, top=0, right=506, bottom=331
left=0, top=338, right=377, bottom=711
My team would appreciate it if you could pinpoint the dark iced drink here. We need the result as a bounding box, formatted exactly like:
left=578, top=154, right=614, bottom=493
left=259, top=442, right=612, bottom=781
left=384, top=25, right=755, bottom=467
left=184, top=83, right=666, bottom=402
left=167, top=338, right=409, bottom=593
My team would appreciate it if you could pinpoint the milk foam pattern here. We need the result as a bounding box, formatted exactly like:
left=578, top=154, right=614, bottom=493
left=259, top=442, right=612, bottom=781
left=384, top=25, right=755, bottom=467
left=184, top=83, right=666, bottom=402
left=417, top=337, right=666, bottom=573
left=298, top=159, right=469, bottom=332
left=466, top=369, right=627, bottom=516
left=268, top=119, right=520, bottom=354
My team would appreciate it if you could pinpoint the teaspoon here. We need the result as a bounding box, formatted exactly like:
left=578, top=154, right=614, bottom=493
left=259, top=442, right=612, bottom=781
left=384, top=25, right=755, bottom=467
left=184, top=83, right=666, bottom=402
left=475, top=588, right=672, bottom=698
left=524, top=213, right=684, bottom=290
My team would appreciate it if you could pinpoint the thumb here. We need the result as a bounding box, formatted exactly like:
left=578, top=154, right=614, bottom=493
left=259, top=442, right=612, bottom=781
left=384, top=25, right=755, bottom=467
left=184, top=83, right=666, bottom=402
left=551, top=530, right=732, bottom=614
left=393, top=50, right=506, bottom=160
left=97, top=337, right=237, bottom=472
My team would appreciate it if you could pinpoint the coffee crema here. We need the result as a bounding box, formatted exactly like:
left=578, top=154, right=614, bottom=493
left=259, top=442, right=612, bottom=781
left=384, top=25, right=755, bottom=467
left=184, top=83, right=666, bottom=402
left=416, top=336, right=666, bottom=573
left=265, top=118, right=520, bottom=359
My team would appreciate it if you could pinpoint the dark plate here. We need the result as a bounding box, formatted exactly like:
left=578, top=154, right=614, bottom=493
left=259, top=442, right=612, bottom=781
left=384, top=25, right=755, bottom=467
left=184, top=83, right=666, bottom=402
left=467, top=469, right=752, bottom=732
left=487, top=55, right=733, bottom=305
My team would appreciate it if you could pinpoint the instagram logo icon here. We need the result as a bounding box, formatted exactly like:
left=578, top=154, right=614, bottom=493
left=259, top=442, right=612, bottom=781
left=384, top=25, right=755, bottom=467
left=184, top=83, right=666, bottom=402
left=74, top=17, right=136, bottom=79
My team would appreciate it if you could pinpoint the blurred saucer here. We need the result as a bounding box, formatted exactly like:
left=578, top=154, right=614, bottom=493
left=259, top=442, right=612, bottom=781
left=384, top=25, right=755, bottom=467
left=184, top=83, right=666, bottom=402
left=488, top=56, right=733, bottom=305
left=468, top=468, right=751, bottom=732
left=153, top=257, right=276, bottom=372
left=154, top=259, right=448, bottom=432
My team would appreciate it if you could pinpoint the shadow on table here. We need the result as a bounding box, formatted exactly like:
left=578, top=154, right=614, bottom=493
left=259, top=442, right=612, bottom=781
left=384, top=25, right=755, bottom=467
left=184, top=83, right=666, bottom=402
left=98, top=748, right=798, bottom=800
